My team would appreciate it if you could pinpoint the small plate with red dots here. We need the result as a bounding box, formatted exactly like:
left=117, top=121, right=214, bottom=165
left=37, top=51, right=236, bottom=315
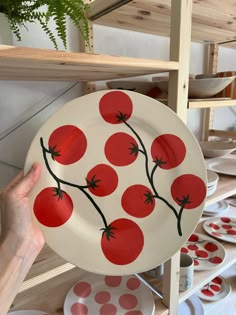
left=181, top=233, right=225, bottom=271
left=63, top=273, right=155, bottom=315
left=197, top=276, right=231, bottom=302
left=203, top=217, right=236, bottom=244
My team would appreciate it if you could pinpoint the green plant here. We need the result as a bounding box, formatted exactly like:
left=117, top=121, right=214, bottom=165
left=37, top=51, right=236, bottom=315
left=0, top=0, right=91, bottom=49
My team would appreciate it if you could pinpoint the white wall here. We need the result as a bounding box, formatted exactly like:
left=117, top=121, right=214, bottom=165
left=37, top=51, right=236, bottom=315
left=0, top=23, right=236, bottom=186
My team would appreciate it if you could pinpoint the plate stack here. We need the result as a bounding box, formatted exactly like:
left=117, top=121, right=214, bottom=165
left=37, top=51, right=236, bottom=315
left=207, top=170, right=219, bottom=197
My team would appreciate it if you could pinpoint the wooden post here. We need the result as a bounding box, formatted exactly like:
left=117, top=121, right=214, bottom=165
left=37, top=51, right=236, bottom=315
left=162, top=1, right=192, bottom=314
left=80, top=0, right=96, bottom=95
left=201, top=43, right=219, bottom=140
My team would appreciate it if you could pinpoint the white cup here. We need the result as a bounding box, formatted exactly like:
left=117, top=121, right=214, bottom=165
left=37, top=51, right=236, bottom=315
left=179, top=253, right=194, bottom=292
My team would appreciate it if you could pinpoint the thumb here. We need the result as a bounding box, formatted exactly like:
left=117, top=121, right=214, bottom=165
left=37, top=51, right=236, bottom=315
left=14, top=163, right=42, bottom=197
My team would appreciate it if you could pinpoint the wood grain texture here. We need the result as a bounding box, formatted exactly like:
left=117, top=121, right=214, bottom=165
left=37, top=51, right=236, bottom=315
left=91, top=0, right=236, bottom=47
left=0, top=45, right=179, bottom=81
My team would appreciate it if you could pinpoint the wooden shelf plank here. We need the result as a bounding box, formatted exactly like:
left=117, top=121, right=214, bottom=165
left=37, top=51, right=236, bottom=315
left=90, top=0, right=236, bottom=48
left=188, top=98, right=236, bottom=109
left=205, top=174, right=236, bottom=207
left=0, top=45, right=179, bottom=81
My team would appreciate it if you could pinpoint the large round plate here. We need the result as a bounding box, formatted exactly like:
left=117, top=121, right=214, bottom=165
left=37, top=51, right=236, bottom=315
left=181, top=233, right=225, bottom=270
left=203, top=217, right=236, bottom=243
left=178, top=294, right=204, bottom=315
left=206, top=156, right=236, bottom=175
left=63, top=273, right=155, bottom=315
left=197, top=276, right=231, bottom=302
left=24, top=90, right=207, bottom=275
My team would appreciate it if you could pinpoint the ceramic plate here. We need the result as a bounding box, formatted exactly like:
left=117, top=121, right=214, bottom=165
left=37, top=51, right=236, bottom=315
left=203, top=200, right=229, bottom=216
left=203, top=217, right=236, bottom=243
left=8, top=311, right=49, bottom=315
left=206, top=155, right=236, bottom=175
left=197, top=276, right=231, bottom=302
left=64, top=273, right=155, bottom=315
left=24, top=90, right=207, bottom=275
left=178, top=294, right=204, bottom=315
left=207, top=170, right=219, bottom=187
left=181, top=233, right=225, bottom=270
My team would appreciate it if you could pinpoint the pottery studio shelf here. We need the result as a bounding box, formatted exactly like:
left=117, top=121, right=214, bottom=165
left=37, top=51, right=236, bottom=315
left=0, top=45, right=179, bottom=81
left=89, top=0, right=236, bottom=48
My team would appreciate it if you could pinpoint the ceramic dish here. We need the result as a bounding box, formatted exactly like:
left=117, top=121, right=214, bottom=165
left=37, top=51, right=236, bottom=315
left=181, top=233, right=225, bottom=270
left=199, top=141, right=236, bottom=158
left=8, top=311, right=49, bottom=315
left=154, top=76, right=235, bottom=98
left=24, top=90, right=207, bottom=275
left=207, top=170, right=219, bottom=187
left=207, top=184, right=217, bottom=197
left=197, top=276, right=231, bottom=302
left=203, top=217, right=236, bottom=243
left=206, top=156, right=236, bottom=176
left=178, top=294, right=204, bottom=315
left=203, top=200, right=229, bottom=217
left=64, top=273, right=155, bottom=315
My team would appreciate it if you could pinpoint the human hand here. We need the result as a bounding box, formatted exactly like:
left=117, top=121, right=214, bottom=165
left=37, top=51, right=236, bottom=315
left=0, top=162, right=45, bottom=253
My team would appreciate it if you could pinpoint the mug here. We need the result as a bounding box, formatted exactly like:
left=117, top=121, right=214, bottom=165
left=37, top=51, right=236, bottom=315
left=179, top=253, right=194, bottom=292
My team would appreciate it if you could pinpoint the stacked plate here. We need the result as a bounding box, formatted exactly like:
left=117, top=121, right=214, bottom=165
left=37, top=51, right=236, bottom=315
left=207, top=170, right=219, bottom=197
left=203, top=200, right=229, bottom=217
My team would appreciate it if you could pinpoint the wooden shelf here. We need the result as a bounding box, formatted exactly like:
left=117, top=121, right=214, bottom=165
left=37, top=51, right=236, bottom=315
left=205, top=174, right=236, bottom=207
left=0, top=45, right=179, bottom=81
left=89, top=0, right=236, bottom=48
left=188, top=98, right=236, bottom=109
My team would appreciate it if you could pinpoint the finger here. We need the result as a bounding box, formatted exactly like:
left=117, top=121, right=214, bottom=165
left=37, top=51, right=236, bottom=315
left=3, top=170, right=24, bottom=193
left=13, top=162, right=42, bottom=197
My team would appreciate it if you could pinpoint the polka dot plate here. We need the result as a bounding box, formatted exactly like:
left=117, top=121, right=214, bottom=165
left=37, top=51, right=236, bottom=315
left=63, top=273, right=155, bottom=315
left=24, top=90, right=207, bottom=275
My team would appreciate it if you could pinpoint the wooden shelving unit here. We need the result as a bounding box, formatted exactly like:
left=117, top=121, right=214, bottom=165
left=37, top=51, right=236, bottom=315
left=1, top=1, right=236, bottom=315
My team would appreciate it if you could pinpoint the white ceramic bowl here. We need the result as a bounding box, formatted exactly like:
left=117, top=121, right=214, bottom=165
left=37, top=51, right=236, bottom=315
left=199, top=141, right=236, bottom=158
left=154, top=76, right=236, bottom=98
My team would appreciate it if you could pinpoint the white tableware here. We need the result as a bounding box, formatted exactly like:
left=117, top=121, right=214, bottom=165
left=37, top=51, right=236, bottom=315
left=179, top=253, right=194, bottom=292
left=24, top=90, right=207, bottom=275
left=206, top=155, right=236, bottom=176
left=8, top=311, right=49, bottom=315
left=207, top=184, right=217, bottom=197
left=64, top=273, right=155, bottom=315
left=203, top=217, right=236, bottom=243
left=203, top=200, right=229, bottom=216
left=153, top=76, right=235, bottom=98
left=178, top=294, right=204, bottom=315
left=199, top=141, right=236, bottom=158
left=197, top=276, right=231, bottom=302
left=207, top=170, right=219, bottom=187
left=181, top=233, right=225, bottom=270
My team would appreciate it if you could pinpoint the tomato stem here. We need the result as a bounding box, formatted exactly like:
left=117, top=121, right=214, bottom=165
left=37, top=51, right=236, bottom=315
left=40, top=137, right=109, bottom=229
left=122, top=119, right=180, bottom=230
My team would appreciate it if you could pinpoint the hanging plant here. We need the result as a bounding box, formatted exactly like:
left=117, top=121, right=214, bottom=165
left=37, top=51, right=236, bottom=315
left=0, top=0, right=91, bottom=49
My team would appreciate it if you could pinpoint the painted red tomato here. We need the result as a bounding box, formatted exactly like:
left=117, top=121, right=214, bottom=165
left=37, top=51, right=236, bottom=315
left=151, top=134, right=186, bottom=170
left=204, top=242, right=218, bottom=252
left=99, top=91, right=133, bottom=124
left=105, top=132, right=139, bottom=166
left=187, top=244, right=198, bottom=251
left=188, top=234, right=199, bottom=242
left=195, top=250, right=208, bottom=258
left=210, top=284, right=221, bottom=292
left=171, top=174, right=206, bottom=209
left=227, top=229, right=236, bottom=236
left=181, top=247, right=188, bottom=254
left=101, top=218, right=144, bottom=265
left=201, top=289, right=214, bottom=297
left=86, top=164, right=118, bottom=197
left=48, top=125, right=87, bottom=165
left=34, top=187, right=73, bottom=227
left=212, top=277, right=222, bottom=285
left=121, top=184, right=155, bottom=218
left=210, top=256, right=223, bottom=264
